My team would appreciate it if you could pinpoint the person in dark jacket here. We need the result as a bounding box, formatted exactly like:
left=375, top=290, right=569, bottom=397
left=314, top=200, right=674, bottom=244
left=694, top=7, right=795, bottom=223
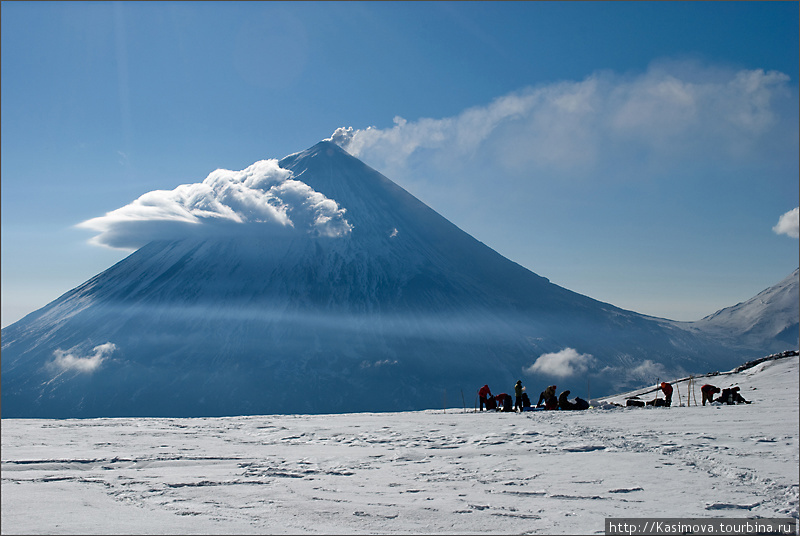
left=573, top=397, right=590, bottom=410
left=701, top=384, right=721, bottom=406
left=521, top=390, right=531, bottom=408
left=716, top=386, right=751, bottom=405
left=558, top=390, right=577, bottom=410
left=495, top=393, right=513, bottom=412
left=478, top=384, right=493, bottom=411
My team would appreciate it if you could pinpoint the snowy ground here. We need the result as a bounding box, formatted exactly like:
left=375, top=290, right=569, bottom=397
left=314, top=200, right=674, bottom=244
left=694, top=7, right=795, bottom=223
left=2, top=355, right=798, bottom=535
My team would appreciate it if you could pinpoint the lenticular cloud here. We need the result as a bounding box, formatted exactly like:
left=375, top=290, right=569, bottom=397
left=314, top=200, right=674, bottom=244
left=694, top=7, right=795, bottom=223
left=79, top=159, right=352, bottom=249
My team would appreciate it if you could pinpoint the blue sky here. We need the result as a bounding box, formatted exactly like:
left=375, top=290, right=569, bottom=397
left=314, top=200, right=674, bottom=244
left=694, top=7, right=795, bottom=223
left=2, top=1, right=798, bottom=327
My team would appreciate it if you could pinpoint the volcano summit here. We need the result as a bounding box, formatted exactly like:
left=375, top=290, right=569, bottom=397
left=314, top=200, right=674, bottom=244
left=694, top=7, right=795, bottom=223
left=2, top=140, right=796, bottom=417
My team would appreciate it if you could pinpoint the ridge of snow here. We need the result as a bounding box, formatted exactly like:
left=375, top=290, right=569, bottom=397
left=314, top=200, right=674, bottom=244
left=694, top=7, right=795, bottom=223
left=688, top=268, right=799, bottom=347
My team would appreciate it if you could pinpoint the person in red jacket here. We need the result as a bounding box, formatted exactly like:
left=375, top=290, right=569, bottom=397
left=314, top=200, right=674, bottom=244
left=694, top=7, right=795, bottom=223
left=701, top=384, right=721, bottom=406
left=660, top=382, right=673, bottom=407
left=478, top=384, right=492, bottom=411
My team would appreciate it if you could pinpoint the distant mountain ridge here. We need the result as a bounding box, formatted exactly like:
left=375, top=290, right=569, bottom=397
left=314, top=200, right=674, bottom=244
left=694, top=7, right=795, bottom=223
left=686, top=268, right=799, bottom=349
left=2, top=141, right=797, bottom=417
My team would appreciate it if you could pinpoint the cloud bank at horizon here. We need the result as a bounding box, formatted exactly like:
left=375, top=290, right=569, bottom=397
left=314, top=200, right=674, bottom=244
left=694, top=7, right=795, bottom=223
left=79, top=160, right=353, bottom=250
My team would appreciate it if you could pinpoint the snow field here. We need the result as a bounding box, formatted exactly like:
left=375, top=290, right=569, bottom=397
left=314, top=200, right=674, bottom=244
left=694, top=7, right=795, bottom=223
left=2, top=355, right=797, bottom=534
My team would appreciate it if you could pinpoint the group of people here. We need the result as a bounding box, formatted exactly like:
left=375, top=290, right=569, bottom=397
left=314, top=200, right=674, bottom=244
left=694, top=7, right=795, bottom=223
left=627, top=381, right=750, bottom=407
left=480, top=379, right=752, bottom=412
left=478, top=383, right=520, bottom=412
left=700, top=384, right=750, bottom=405
left=478, top=381, right=589, bottom=412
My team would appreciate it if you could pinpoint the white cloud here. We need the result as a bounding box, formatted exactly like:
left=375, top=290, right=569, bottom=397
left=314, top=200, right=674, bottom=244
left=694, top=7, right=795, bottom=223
left=328, top=126, right=355, bottom=147
left=625, top=359, right=668, bottom=384
left=331, top=60, right=795, bottom=179
left=50, top=342, right=117, bottom=374
left=78, top=159, right=353, bottom=250
left=773, top=207, right=799, bottom=239
left=523, top=348, right=594, bottom=378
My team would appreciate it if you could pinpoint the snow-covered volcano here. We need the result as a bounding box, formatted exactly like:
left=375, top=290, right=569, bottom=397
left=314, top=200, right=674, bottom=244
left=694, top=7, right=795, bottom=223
left=1, top=141, right=796, bottom=417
